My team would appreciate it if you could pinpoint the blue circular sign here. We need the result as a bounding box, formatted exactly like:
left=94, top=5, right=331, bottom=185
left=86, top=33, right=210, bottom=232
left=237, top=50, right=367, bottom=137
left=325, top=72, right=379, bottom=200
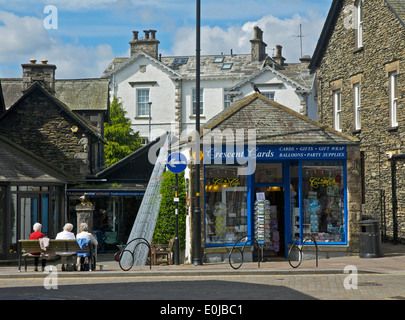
left=167, top=153, right=187, bottom=174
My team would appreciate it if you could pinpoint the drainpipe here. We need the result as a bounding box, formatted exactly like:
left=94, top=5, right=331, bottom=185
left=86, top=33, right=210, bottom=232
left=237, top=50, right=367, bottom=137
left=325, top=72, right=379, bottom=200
left=390, top=153, right=405, bottom=244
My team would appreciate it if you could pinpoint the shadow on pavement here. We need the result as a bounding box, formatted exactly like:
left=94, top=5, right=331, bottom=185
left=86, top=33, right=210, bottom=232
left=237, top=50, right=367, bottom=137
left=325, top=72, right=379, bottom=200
left=0, top=280, right=317, bottom=300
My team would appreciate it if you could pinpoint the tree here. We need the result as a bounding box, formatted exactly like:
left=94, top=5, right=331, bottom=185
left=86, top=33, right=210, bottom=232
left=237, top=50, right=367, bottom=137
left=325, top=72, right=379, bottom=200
left=153, top=171, right=187, bottom=249
left=104, top=96, right=142, bottom=167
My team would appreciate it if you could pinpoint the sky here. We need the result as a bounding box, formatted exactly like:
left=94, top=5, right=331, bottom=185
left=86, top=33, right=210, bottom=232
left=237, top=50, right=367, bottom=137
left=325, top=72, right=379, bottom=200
left=0, top=0, right=332, bottom=79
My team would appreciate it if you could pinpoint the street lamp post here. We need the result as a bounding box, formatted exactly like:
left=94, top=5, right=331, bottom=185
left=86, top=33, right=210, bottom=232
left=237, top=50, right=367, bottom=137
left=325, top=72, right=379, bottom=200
left=192, top=0, right=203, bottom=266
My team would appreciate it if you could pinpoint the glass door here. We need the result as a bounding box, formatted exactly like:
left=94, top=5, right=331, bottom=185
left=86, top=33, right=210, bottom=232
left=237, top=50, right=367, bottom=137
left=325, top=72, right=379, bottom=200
left=253, top=162, right=285, bottom=257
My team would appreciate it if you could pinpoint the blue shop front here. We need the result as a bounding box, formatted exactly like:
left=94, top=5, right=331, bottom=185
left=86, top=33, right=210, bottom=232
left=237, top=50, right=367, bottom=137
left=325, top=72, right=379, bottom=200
left=203, top=145, right=347, bottom=260
left=199, top=93, right=361, bottom=262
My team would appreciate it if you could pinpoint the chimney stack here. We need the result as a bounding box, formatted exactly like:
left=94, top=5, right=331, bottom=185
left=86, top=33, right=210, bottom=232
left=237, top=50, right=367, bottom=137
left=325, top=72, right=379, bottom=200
left=250, top=26, right=267, bottom=62
left=273, top=45, right=286, bottom=65
left=21, top=59, right=56, bottom=93
left=129, top=29, right=160, bottom=59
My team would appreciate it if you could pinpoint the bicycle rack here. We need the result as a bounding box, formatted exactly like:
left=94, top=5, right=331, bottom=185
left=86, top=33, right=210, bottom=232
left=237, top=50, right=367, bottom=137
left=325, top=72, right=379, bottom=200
left=228, top=235, right=263, bottom=270
left=287, top=235, right=318, bottom=269
left=118, top=237, right=152, bottom=271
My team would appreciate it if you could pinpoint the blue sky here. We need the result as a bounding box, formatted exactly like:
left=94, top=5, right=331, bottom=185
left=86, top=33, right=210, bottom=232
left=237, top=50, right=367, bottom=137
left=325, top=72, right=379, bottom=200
left=0, top=0, right=332, bottom=78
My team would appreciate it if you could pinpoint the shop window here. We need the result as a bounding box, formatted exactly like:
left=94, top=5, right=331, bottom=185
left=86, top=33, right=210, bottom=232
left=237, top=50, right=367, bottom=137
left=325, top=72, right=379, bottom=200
left=205, top=165, right=248, bottom=245
left=302, top=162, right=345, bottom=243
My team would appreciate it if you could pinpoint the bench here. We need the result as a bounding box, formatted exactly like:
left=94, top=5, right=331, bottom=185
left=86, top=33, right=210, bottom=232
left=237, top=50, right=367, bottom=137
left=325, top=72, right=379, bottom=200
left=18, top=239, right=96, bottom=272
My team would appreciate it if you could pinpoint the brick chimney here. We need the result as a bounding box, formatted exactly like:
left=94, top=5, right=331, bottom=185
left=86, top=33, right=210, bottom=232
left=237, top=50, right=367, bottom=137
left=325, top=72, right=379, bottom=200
left=250, top=26, right=267, bottom=62
left=273, top=45, right=286, bottom=66
left=129, top=29, right=160, bottom=59
left=21, top=59, right=56, bottom=93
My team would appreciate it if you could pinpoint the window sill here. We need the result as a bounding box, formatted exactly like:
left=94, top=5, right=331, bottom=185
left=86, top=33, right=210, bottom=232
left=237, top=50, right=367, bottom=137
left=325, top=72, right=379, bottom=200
left=352, top=46, right=364, bottom=54
left=134, top=116, right=151, bottom=119
left=387, top=126, right=398, bottom=132
left=189, top=115, right=206, bottom=119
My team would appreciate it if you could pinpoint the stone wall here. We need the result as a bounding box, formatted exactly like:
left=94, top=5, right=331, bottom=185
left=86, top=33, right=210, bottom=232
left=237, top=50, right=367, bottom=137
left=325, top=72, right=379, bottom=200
left=0, top=87, right=94, bottom=180
left=316, top=0, right=405, bottom=241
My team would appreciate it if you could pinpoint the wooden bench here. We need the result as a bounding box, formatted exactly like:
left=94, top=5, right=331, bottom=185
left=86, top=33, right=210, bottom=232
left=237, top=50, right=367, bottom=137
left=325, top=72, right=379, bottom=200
left=18, top=239, right=96, bottom=272
left=151, top=237, right=175, bottom=265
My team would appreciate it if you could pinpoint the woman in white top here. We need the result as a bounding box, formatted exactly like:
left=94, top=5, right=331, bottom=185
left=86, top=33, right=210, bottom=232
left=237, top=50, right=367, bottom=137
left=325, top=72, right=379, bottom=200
left=56, top=223, right=76, bottom=271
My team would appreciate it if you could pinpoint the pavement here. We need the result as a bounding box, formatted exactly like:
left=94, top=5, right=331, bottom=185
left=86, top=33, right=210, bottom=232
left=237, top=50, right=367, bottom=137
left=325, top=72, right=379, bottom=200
left=2, top=242, right=405, bottom=278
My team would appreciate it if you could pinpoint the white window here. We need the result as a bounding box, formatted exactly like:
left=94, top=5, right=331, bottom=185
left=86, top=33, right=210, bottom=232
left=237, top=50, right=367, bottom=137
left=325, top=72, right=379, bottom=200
left=356, top=0, right=363, bottom=48
left=334, top=90, right=342, bottom=132
left=354, top=83, right=361, bottom=130
left=224, top=93, right=231, bottom=109
left=136, top=89, right=150, bottom=116
left=192, top=88, right=203, bottom=115
left=262, top=92, right=275, bottom=100
left=390, top=71, right=398, bottom=127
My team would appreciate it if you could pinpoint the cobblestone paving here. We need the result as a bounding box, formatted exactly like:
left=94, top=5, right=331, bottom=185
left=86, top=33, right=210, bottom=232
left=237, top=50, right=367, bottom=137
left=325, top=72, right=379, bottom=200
left=0, top=273, right=405, bottom=300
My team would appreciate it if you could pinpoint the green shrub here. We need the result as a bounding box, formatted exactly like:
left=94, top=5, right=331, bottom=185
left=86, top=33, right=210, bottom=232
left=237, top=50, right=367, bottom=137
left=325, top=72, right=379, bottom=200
left=153, top=171, right=187, bottom=249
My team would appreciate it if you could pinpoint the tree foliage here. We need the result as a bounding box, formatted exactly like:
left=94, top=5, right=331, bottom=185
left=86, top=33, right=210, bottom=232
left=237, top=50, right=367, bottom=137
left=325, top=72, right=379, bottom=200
left=153, top=171, right=187, bottom=249
left=104, top=96, right=142, bottom=167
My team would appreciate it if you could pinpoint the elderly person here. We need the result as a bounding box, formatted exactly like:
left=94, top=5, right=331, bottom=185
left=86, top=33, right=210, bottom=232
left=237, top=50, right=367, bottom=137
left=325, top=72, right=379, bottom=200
left=29, top=222, right=47, bottom=271
left=56, top=223, right=76, bottom=271
left=76, top=223, right=98, bottom=270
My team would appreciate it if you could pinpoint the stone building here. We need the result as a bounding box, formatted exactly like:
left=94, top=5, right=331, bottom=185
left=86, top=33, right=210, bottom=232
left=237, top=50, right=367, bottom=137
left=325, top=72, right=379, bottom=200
left=0, top=59, right=110, bottom=180
left=186, top=93, right=360, bottom=262
left=309, top=0, right=405, bottom=242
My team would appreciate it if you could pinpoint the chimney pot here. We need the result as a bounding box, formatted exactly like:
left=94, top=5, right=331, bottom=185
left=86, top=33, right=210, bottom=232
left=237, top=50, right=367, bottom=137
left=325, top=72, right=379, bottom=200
left=41, top=59, right=48, bottom=65
left=143, top=30, right=150, bottom=39
left=30, top=59, right=37, bottom=64
left=150, top=30, right=156, bottom=39
left=132, top=31, right=139, bottom=40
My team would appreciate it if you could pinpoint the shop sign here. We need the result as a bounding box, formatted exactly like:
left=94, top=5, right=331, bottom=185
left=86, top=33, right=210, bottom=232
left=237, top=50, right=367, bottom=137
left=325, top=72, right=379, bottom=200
left=66, top=191, right=145, bottom=197
left=203, top=145, right=347, bottom=162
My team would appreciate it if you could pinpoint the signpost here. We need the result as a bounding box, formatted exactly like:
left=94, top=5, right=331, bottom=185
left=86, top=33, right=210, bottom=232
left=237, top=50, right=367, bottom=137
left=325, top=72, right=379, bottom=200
left=167, top=153, right=187, bottom=265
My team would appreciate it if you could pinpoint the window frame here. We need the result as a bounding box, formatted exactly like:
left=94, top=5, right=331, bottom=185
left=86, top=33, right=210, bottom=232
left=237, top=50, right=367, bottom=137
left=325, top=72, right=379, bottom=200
left=390, top=71, right=398, bottom=128
left=262, top=91, right=275, bottom=101
left=354, top=83, right=361, bottom=131
left=334, top=89, right=342, bottom=132
left=356, top=0, right=363, bottom=48
left=192, top=88, right=204, bottom=116
left=136, top=88, right=150, bottom=117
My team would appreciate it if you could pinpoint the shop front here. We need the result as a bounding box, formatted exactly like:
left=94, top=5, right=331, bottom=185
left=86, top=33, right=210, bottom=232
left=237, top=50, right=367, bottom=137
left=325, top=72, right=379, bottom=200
left=203, top=145, right=349, bottom=261
left=66, top=189, right=145, bottom=251
left=195, top=93, right=361, bottom=263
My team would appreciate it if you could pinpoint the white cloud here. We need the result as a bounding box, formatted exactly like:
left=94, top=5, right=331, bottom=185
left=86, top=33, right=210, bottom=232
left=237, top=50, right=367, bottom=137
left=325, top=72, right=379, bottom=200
left=171, top=12, right=325, bottom=63
left=0, top=10, right=114, bottom=78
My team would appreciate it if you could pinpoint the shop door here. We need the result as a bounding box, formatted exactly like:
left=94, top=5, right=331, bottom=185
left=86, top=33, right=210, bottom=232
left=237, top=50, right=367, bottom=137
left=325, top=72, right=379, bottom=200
left=253, top=163, right=285, bottom=258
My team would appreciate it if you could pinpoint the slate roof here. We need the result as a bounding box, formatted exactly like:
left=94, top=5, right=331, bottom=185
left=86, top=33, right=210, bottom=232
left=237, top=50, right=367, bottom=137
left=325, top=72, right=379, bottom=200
left=386, top=0, right=405, bottom=26
left=309, top=0, right=405, bottom=72
left=102, top=52, right=313, bottom=89
left=0, top=78, right=110, bottom=111
left=0, top=135, right=75, bottom=183
left=202, top=92, right=359, bottom=145
left=96, top=135, right=162, bottom=185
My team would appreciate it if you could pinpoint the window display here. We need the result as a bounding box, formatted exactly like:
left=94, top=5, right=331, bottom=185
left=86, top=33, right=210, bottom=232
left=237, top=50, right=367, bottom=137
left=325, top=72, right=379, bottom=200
left=302, top=162, right=345, bottom=243
left=205, top=166, right=248, bottom=245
